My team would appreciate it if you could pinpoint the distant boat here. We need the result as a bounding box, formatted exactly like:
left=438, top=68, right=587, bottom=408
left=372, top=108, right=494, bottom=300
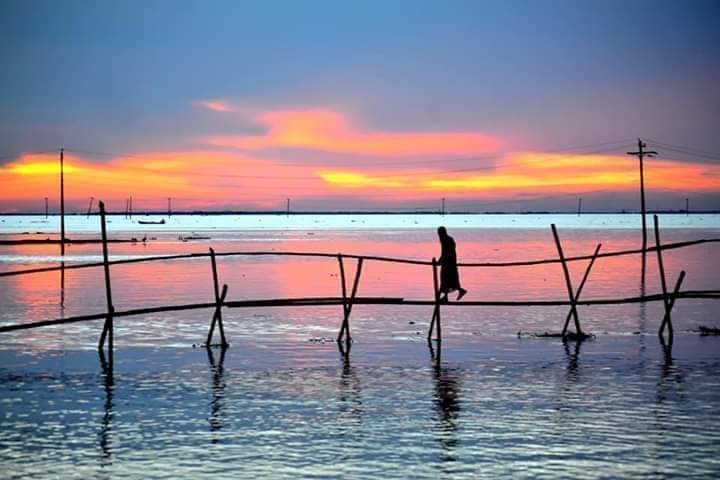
left=179, top=234, right=211, bottom=241
left=138, top=219, right=166, bottom=225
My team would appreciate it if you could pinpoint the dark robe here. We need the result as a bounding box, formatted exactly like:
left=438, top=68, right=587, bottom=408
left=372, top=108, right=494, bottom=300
left=439, top=234, right=461, bottom=293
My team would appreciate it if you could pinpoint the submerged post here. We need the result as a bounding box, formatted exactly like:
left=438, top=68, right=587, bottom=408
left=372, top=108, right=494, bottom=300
left=562, top=243, right=601, bottom=336
left=206, top=248, right=228, bottom=347
left=97, top=201, right=115, bottom=367
left=654, top=215, right=684, bottom=339
left=337, top=256, right=363, bottom=343
left=336, top=254, right=349, bottom=342
left=428, top=257, right=442, bottom=342
left=551, top=224, right=582, bottom=336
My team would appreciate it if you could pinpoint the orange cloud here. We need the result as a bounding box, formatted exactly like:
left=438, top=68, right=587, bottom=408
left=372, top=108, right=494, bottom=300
left=318, top=152, right=720, bottom=198
left=206, top=109, right=502, bottom=156
left=2, top=146, right=718, bottom=211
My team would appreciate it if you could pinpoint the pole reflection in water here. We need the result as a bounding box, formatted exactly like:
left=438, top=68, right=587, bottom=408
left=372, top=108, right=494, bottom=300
left=98, top=348, right=114, bottom=465
left=429, top=341, right=461, bottom=463
left=337, top=341, right=363, bottom=425
left=656, top=335, right=684, bottom=408
left=206, top=346, right=227, bottom=441
left=563, top=337, right=585, bottom=383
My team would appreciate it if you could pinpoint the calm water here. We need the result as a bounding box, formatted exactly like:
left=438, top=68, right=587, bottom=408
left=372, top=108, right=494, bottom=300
left=1, top=214, right=719, bottom=478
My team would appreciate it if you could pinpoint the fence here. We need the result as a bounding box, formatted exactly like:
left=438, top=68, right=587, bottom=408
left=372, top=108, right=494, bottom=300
left=1, top=201, right=719, bottom=368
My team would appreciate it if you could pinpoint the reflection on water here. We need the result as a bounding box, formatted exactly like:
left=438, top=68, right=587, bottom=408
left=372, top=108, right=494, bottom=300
left=2, top=221, right=720, bottom=477
left=431, top=342, right=461, bottom=463
left=98, top=348, right=114, bottom=465
left=207, top=346, right=226, bottom=440
left=1, top=338, right=720, bottom=478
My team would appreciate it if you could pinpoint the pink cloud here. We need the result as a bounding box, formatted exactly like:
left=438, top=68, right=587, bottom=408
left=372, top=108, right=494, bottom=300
left=206, top=108, right=502, bottom=156
left=194, top=100, right=236, bottom=113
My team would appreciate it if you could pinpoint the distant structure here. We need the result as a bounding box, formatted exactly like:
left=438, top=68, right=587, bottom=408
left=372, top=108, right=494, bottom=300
left=627, top=139, right=657, bottom=252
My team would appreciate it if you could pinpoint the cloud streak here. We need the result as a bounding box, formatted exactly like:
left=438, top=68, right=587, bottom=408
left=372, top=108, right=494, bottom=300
left=206, top=109, right=503, bottom=157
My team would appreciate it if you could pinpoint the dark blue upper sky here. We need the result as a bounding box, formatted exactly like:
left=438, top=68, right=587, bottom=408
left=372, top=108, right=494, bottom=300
left=1, top=0, right=719, bottom=160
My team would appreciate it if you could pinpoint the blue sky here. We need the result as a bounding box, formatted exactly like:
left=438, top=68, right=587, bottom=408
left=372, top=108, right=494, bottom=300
left=1, top=0, right=719, bottom=211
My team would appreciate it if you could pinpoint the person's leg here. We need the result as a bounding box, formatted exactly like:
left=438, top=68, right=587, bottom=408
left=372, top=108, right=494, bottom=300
left=457, top=287, right=467, bottom=300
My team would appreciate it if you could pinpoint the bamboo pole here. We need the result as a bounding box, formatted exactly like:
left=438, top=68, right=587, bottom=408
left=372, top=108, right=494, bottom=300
left=338, top=258, right=364, bottom=343
left=653, top=215, right=671, bottom=331
left=551, top=224, right=582, bottom=336
left=660, top=271, right=685, bottom=338
left=337, top=254, right=349, bottom=342
left=3, top=238, right=720, bottom=278
left=97, top=202, right=115, bottom=367
left=206, top=248, right=229, bottom=347
left=562, top=243, right=601, bottom=336
left=206, top=284, right=229, bottom=346
left=428, top=257, right=441, bottom=341
left=3, top=290, right=720, bottom=335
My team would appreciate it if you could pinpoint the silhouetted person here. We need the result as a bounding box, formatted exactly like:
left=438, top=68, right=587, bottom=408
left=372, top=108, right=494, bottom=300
left=437, top=226, right=467, bottom=301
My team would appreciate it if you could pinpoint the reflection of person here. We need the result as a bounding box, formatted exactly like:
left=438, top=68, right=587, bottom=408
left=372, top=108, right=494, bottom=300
left=437, top=226, right=467, bottom=302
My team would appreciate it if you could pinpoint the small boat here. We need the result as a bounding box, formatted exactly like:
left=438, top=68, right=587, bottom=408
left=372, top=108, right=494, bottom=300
left=138, top=219, right=166, bottom=225
left=179, top=234, right=211, bottom=242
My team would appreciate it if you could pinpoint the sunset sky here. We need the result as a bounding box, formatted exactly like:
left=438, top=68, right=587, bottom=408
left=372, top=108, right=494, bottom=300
left=1, top=0, right=719, bottom=212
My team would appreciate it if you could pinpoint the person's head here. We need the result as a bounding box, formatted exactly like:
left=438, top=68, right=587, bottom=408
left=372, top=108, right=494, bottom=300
left=437, top=226, right=447, bottom=239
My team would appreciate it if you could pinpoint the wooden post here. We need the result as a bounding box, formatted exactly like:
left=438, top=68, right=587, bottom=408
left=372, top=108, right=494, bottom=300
left=653, top=215, right=670, bottom=331
left=59, top=149, right=65, bottom=307
left=660, top=271, right=685, bottom=338
left=97, top=201, right=115, bottom=367
left=654, top=215, right=684, bottom=338
left=60, top=148, right=65, bottom=257
left=44, top=197, right=48, bottom=219
left=206, top=248, right=229, bottom=346
left=206, top=284, right=229, bottom=346
left=427, top=257, right=441, bottom=342
left=338, top=258, right=363, bottom=343
left=577, top=197, right=582, bottom=216
left=86, top=197, right=94, bottom=218
left=562, top=243, right=601, bottom=336
left=551, top=224, right=582, bottom=336
left=336, top=254, right=348, bottom=342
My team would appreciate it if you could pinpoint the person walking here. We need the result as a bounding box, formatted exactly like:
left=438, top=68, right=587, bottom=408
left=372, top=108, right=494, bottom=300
left=437, top=226, right=467, bottom=302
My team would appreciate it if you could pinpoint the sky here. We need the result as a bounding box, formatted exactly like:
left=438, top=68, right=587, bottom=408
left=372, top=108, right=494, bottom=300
left=1, top=0, right=719, bottom=213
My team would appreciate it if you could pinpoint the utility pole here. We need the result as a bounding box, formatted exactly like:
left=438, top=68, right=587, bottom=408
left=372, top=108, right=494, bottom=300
left=60, top=148, right=65, bottom=256
left=168, top=197, right=172, bottom=217
left=44, top=197, right=48, bottom=219
left=577, top=197, right=583, bottom=217
left=129, top=196, right=133, bottom=219
left=627, top=139, right=657, bottom=252
left=86, top=197, right=94, bottom=218
left=685, top=197, right=689, bottom=216
left=441, top=198, right=446, bottom=216
left=286, top=198, right=290, bottom=217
